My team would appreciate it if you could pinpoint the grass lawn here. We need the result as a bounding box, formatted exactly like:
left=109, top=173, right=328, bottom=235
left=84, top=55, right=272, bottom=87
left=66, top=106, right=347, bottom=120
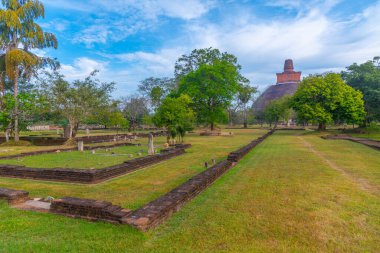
left=0, top=140, right=141, bottom=157
left=0, top=145, right=149, bottom=169
left=0, top=129, right=379, bottom=252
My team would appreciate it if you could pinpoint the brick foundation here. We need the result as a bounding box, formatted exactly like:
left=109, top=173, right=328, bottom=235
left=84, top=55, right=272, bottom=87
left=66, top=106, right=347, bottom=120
left=0, top=187, right=29, bottom=205
left=50, top=197, right=131, bottom=224
left=0, top=146, right=190, bottom=183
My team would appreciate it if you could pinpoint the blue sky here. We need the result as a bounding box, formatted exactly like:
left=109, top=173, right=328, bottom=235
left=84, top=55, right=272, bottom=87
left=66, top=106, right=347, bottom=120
left=37, top=0, right=380, bottom=96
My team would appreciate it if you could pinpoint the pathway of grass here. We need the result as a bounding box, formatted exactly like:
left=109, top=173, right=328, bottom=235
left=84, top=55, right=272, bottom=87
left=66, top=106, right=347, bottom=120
left=0, top=130, right=378, bottom=252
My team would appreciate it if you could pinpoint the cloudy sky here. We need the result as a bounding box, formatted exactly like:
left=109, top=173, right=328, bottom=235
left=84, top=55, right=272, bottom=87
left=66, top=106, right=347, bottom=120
left=39, top=0, right=380, bottom=96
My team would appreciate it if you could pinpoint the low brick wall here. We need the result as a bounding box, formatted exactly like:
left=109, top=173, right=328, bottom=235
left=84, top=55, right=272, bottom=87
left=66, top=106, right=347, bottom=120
left=124, top=130, right=274, bottom=231
left=50, top=197, right=131, bottom=224
left=0, top=187, right=29, bottom=205
left=0, top=146, right=189, bottom=183
left=324, top=134, right=380, bottom=151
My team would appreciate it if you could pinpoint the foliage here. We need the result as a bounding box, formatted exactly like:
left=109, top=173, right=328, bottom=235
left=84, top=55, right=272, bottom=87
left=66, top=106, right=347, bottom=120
left=0, top=0, right=58, bottom=141
left=178, top=59, right=241, bottom=130
left=152, top=94, right=194, bottom=143
left=174, top=47, right=247, bottom=83
left=121, top=95, right=149, bottom=131
left=341, top=58, right=380, bottom=123
left=0, top=89, right=46, bottom=133
left=39, top=71, right=114, bottom=138
left=138, top=77, right=175, bottom=110
left=291, top=73, right=366, bottom=130
left=237, top=84, right=257, bottom=128
left=264, top=96, right=291, bottom=128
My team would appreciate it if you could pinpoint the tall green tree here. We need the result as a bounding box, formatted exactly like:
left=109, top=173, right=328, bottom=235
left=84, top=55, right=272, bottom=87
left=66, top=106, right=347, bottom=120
left=341, top=58, right=380, bottom=123
left=237, top=84, right=257, bottom=128
left=0, top=0, right=58, bottom=141
left=138, top=77, right=175, bottom=110
left=39, top=71, right=114, bottom=138
left=174, top=47, right=248, bottom=83
left=178, top=60, right=241, bottom=131
left=264, top=96, right=291, bottom=128
left=121, top=95, right=149, bottom=131
left=152, top=94, right=194, bottom=143
left=291, top=73, right=365, bottom=130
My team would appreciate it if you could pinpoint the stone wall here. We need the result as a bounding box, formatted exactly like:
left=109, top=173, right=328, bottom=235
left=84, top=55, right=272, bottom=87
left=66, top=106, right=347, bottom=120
left=0, top=146, right=189, bottom=183
left=0, top=187, right=29, bottom=205
left=50, top=197, right=131, bottom=224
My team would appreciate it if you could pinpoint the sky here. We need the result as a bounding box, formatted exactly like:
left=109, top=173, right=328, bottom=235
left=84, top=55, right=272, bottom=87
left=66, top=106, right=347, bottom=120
left=37, top=0, right=380, bottom=96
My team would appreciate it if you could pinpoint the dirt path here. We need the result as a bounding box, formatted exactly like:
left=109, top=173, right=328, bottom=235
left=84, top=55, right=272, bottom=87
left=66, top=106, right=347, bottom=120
left=298, top=136, right=380, bottom=196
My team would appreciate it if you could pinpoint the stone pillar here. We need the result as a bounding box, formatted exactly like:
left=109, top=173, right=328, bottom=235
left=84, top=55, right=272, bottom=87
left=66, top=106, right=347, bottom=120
left=77, top=141, right=84, bottom=152
left=148, top=134, right=155, bottom=155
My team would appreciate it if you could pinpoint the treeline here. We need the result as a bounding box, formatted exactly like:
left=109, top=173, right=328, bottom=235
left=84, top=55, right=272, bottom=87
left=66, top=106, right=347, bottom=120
left=1, top=1, right=379, bottom=144
left=261, top=58, right=380, bottom=130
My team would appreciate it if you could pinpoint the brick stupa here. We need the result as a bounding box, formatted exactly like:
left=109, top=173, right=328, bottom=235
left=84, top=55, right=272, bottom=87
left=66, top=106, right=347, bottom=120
left=253, top=59, right=302, bottom=112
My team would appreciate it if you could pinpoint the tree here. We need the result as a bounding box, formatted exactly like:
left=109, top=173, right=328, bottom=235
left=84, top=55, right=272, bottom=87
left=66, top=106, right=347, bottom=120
left=291, top=73, right=365, bottom=130
left=87, top=100, right=128, bottom=130
left=152, top=94, right=194, bottom=143
left=264, top=96, right=291, bottom=128
left=174, top=48, right=246, bottom=83
left=39, top=71, right=114, bottom=138
left=0, top=0, right=58, bottom=141
left=178, top=60, right=241, bottom=130
left=121, top=95, right=149, bottom=131
left=138, top=77, right=175, bottom=110
left=237, top=84, right=257, bottom=128
left=341, top=58, right=380, bottom=124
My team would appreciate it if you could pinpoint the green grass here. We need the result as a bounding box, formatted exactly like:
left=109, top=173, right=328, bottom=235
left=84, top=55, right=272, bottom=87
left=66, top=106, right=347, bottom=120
left=0, top=145, right=148, bottom=169
left=0, top=130, right=379, bottom=252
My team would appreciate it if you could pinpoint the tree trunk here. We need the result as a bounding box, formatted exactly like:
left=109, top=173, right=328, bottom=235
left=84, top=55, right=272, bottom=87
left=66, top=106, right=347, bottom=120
left=63, top=125, right=71, bottom=139
left=318, top=123, right=326, bottom=131
left=5, top=129, right=10, bottom=142
left=210, top=122, right=214, bottom=131
left=13, top=74, right=19, bottom=142
left=243, top=109, right=248, bottom=128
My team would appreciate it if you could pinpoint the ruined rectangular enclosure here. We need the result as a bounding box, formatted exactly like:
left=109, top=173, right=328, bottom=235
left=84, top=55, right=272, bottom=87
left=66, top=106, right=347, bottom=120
left=0, top=145, right=189, bottom=183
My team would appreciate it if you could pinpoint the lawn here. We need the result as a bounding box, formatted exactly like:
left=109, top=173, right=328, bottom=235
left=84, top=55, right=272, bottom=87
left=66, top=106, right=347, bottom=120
left=0, top=140, right=142, bottom=157
left=0, top=145, right=149, bottom=169
left=0, top=129, right=379, bottom=252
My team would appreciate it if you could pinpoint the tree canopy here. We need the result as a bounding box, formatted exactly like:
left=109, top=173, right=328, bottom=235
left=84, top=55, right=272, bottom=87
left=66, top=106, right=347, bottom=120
left=291, top=73, right=365, bottom=130
left=0, top=0, right=58, bottom=141
left=39, top=71, right=114, bottom=138
left=264, top=96, right=291, bottom=128
left=178, top=59, right=241, bottom=130
left=341, top=58, right=380, bottom=123
left=152, top=94, right=194, bottom=143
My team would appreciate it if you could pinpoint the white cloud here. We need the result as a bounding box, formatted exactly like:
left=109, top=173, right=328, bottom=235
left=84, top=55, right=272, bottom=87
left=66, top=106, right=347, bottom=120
left=61, top=58, right=108, bottom=80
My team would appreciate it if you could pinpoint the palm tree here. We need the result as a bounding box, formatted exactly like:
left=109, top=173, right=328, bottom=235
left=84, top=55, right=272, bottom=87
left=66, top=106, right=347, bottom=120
left=0, top=0, right=58, bottom=141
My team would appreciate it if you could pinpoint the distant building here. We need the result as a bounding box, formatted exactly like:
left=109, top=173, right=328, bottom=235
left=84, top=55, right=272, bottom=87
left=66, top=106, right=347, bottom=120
left=254, top=59, right=302, bottom=112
